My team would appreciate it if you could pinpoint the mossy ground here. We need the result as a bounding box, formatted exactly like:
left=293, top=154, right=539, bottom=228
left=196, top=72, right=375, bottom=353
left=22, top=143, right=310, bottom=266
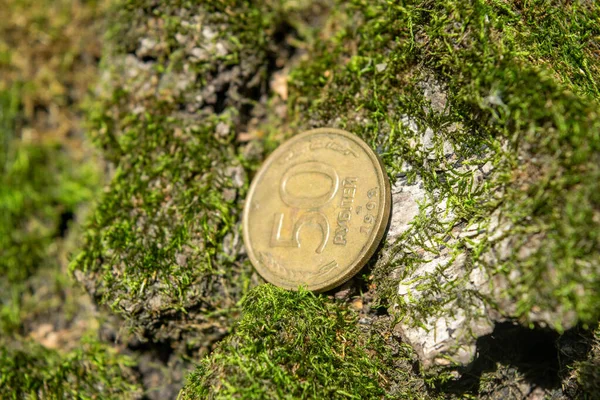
left=180, top=284, right=432, bottom=399
left=69, top=0, right=339, bottom=348
left=182, top=0, right=600, bottom=396
left=0, top=0, right=102, bottom=337
left=287, top=0, right=600, bottom=327
left=2, top=0, right=600, bottom=398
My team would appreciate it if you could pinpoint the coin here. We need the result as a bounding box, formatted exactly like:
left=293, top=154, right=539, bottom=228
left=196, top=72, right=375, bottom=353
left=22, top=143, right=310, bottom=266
left=242, top=128, right=391, bottom=292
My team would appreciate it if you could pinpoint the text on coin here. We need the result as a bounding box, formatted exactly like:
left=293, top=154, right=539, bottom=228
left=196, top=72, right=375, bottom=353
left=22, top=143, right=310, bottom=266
left=333, top=177, right=358, bottom=246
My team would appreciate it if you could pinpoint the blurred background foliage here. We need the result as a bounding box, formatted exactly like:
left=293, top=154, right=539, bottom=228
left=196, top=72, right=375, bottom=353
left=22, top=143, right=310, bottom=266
left=0, top=0, right=143, bottom=397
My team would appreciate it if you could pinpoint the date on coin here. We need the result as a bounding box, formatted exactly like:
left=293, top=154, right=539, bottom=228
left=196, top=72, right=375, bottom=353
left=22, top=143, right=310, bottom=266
left=242, top=128, right=391, bottom=291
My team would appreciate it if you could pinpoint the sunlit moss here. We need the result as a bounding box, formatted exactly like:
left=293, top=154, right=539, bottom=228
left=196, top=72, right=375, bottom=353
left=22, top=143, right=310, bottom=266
left=181, top=284, right=433, bottom=399
left=69, top=0, right=600, bottom=397
left=288, top=0, right=600, bottom=329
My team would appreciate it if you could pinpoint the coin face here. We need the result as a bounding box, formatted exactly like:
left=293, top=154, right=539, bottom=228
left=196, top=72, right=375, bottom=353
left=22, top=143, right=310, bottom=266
left=243, top=128, right=391, bottom=292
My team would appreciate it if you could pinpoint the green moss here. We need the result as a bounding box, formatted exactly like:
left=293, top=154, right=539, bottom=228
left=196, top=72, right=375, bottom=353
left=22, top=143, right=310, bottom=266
left=0, top=336, right=142, bottom=399
left=66, top=0, right=600, bottom=394
left=506, top=2, right=600, bottom=98
left=71, top=0, right=336, bottom=343
left=181, top=284, right=432, bottom=399
left=71, top=111, right=249, bottom=338
left=287, top=0, right=600, bottom=330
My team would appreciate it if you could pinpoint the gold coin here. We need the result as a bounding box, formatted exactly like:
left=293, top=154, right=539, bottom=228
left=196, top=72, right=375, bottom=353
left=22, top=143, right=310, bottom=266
left=242, top=128, right=391, bottom=292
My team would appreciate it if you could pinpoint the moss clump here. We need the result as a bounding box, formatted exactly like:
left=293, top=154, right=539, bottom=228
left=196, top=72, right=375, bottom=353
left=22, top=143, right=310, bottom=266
left=288, top=0, right=600, bottom=336
left=64, top=0, right=600, bottom=394
left=181, top=284, right=432, bottom=399
left=0, top=337, right=142, bottom=399
left=70, top=0, right=332, bottom=346
left=72, top=111, right=249, bottom=343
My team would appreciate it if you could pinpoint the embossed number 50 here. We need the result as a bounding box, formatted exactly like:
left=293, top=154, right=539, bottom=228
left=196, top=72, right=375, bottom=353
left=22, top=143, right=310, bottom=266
left=270, top=161, right=339, bottom=254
